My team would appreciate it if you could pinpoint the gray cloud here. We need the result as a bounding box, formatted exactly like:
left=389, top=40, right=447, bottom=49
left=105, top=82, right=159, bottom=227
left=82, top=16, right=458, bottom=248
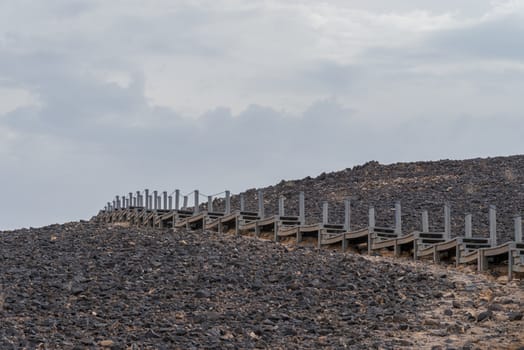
left=1, top=1, right=523, bottom=229
left=428, top=15, right=524, bottom=60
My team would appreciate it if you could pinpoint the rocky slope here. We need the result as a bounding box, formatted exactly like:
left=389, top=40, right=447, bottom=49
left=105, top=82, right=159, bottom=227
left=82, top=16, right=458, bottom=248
left=0, top=221, right=522, bottom=349
left=220, top=155, right=524, bottom=243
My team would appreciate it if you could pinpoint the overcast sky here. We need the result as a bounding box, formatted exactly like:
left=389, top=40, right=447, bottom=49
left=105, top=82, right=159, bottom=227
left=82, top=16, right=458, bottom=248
left=1, top=1, right=523, bottom=229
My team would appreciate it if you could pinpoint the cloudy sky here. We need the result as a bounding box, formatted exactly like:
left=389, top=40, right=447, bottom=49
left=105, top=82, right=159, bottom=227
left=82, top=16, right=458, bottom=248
left=1, top=0, right=523, bottom=229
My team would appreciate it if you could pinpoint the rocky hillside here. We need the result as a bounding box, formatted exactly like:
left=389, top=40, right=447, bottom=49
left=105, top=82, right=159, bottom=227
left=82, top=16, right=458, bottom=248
left=220, top=155, right=524, bottom=243
left=0, top=221, right=522, bottom=348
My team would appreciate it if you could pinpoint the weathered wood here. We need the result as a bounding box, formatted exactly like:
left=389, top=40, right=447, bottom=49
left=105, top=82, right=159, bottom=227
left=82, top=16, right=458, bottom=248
left=444, top=203, right=451, bottom=240
left=489, top=205, right=497, bottom=247
left=194, top=190, right=200, bottom=214
left=278, top=196, right=285, bottom=216
left=208, top=196, right=213, bottom=213
left=368, top=206, right=375, bottom=228
left=344, top=198, right=351, bottom=231
left=322, top=202, right=328, bottom=225
left=299, top=192, right=305, bottom=225
left=258, top=190, right=264, bottom=219
left=240, top=193, right=245, bottom=212
left=225, top=190, right=231, bottom=214
left=394, top=201, right=401, bottom=234
left=421, top=210, right=429, bottom=232
left=515, top=215, right=522, bottom=243
left=465, top=213, right=472, bottom=238
left=175, top=189, right=180, bottom=210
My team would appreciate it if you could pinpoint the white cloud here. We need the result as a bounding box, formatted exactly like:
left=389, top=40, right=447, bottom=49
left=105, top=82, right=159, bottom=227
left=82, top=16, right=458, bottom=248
left=0, top=87, right=41, bottom=115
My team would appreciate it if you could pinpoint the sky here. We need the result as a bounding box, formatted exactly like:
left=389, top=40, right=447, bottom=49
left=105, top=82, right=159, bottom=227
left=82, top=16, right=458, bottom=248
left=1, top=0, right=523, bottom=229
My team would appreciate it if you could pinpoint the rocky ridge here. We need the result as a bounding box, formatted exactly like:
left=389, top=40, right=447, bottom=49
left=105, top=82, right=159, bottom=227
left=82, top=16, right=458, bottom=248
left=217, top=155, right=524, bottom=243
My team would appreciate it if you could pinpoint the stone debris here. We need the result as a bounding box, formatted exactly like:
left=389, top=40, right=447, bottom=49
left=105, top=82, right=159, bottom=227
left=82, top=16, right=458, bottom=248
left=0, top=221, right=522, bottom=349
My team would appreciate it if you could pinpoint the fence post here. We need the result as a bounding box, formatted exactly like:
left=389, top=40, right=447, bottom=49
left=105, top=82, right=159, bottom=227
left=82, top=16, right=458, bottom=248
left=208, top=195, right=213, bottom=213
left=515, top=215, right=522, bottom=243
left=240, top=193, right=245, bottom=212
left=444, top=203, right=451, bottom=240
left=258, top=190, right=264, bottom=218
left=278, top=195, right=285, bottom=217
left=299, top=192, right=305, bottom=225
left=225, top=190, right=231, bottom=214
left=194, top=190, right=200, bottom=214
left=322, top=202, right=329, bottom=225
left=175, top=189, right=180, bottom=210
left=369, top=206, right=375, bottom=228
left=489, top=205, right=497, bottom=247
left=422, top=210, right=429, bottom=232
left=153, top=191, right=158, bottom=210
left=395, top=201, right=402, bottom=234
left=144, top=189, right=149, bottom=210
left=344, top=198, right=351, bottom=231
left=465, top=213, right=472, bottom=238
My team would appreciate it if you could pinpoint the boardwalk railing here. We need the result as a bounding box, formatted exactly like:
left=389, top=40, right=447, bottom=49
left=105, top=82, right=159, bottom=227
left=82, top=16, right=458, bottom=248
left=98, top=188, right=524, bottom=281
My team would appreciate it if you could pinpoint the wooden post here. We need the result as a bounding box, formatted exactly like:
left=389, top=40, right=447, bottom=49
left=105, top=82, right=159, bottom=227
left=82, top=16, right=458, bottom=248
left=208, top=195, right=213, bottom=212
left=278, top=196, right=285, bottom=217
left=194, top=190, right=200, bottom=214
left=489, top=205, right=497, bottom=247
left=515, top=215, right=522, bottom=243
left=258, top=190, right=264, bottom=219
left=225, top=191, right=231, bottom=214
left=395, top=201, right=402, bottom=234
left=322, top=202, right=329, bottom=225
left=344, top=198, right=351, bottom=231
left=163, top=191, right=168, bottom=210
left=240, top=193, right=245, bottom=212
left=299, top=192, right=305, bottom=225
left=444, top=203, right=451, bottom=240
left=422, top=210, right=429, bottom=232
left=144, top=189, right=149, bottom=209
left=369, top=206, right=375, bottom=228
left=465, top=214, right=472, bottom=238
left=175, top=189, right=180, bottom=210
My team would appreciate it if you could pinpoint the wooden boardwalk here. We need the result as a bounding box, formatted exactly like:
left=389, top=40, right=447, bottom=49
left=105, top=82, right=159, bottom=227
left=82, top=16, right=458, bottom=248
left=99, top=189, right=524, bottom=281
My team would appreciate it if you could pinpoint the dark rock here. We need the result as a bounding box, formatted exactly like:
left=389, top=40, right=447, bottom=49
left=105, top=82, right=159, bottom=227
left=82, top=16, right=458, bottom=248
left=477, top=310, right=493, bottom=322
left=507, top=311, right=523, bottom=321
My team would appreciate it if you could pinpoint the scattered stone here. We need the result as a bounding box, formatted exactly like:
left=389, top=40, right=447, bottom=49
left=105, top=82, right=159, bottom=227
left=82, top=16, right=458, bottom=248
left=99, top=340, right=114, bottom=347
left=0, top=220, right=522, bottom=349
left=477, top=310, right=493, bottom=322
left=507, top=312, right=523, bottom=321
